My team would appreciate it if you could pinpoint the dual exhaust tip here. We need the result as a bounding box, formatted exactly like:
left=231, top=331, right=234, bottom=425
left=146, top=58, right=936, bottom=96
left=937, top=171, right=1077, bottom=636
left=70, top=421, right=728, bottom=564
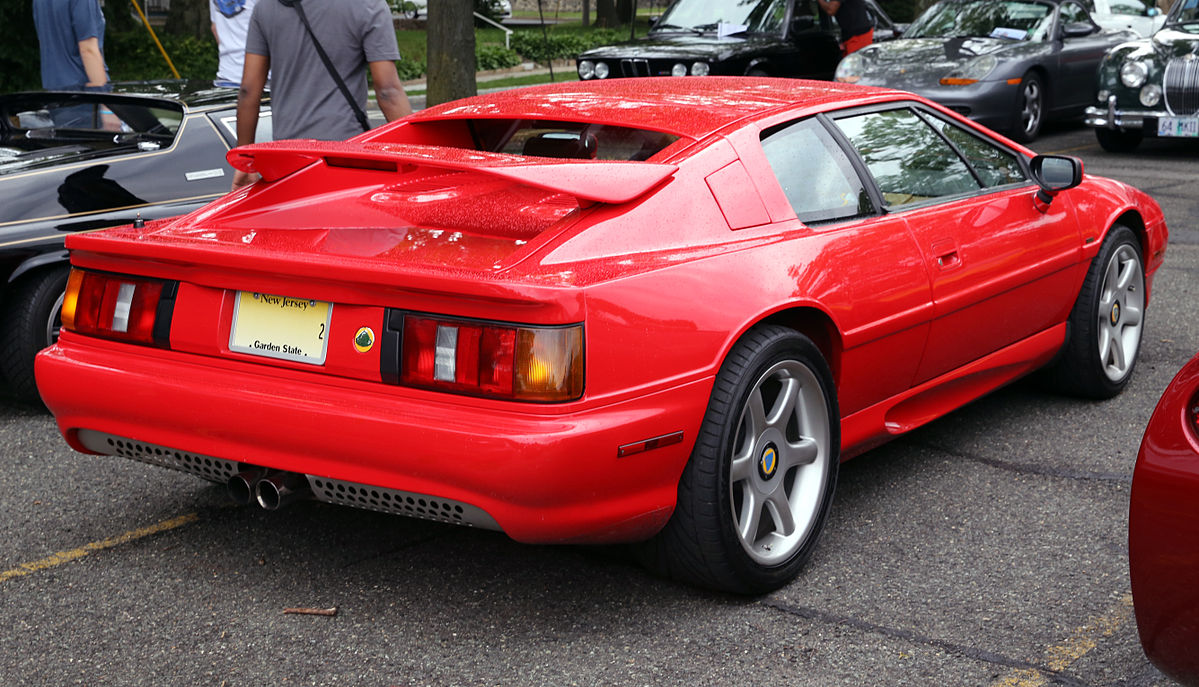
left=228, top=467, right=310, bottom=510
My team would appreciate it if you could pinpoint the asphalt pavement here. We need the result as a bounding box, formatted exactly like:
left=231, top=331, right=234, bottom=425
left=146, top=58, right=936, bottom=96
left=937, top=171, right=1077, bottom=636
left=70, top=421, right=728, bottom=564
left=0, top=121, right=1196, bottom=685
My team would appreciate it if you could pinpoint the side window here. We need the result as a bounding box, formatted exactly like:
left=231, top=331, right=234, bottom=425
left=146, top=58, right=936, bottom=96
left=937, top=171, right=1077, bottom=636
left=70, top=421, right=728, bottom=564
left=1060, top=1, right=1090, bottom=24
left=761, top=117, right=874, bottom=224
left=834, top=108, right=980, bottom=208
left=922, top=112, right=1027, bottom=187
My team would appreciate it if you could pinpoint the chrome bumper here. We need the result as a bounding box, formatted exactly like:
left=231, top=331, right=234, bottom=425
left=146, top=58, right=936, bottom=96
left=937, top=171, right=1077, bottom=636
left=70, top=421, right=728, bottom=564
left=1084, top=95, right=1154, bottom=131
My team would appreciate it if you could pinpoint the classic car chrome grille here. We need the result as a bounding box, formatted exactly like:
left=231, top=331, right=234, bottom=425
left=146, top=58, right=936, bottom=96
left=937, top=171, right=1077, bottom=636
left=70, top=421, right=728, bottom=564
left=1164, top=57, right=1199, bottom=116
left=309, top=477, right=500, bottom=530
left=620, top=58, right=651, bottom=77
left=77, top=429, right=240, bottom=483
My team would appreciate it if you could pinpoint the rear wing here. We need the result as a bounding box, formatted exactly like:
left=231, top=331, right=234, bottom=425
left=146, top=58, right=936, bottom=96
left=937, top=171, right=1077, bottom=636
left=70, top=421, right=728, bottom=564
left=227, top=140, right=679, bottom=204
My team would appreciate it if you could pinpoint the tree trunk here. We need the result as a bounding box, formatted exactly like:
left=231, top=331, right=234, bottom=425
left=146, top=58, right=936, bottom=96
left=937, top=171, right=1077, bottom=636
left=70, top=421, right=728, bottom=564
left=426, top=0, right=477, bottom=107
left=164, top=0, right=210, bottom=39
left=596, top=0, right=619, bottom=27
left=582, top=0, right=590, bottom=27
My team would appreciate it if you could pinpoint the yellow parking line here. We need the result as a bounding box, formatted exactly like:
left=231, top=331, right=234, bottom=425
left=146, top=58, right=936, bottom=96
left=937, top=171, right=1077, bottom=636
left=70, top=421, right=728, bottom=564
left=0, top=513, right=199, bottom=584
left=990, top=593, right=1134, bottom=686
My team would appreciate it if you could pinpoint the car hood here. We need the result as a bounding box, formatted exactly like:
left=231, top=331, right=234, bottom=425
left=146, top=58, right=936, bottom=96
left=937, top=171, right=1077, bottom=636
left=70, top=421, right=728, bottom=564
left=1152, top=26, right=1199, bottom=57
left=580, top=33, right=782, bottom=62
left=1103, top=27, right=1199, bottom=64
left=853, top=36, right=1041, bottom=86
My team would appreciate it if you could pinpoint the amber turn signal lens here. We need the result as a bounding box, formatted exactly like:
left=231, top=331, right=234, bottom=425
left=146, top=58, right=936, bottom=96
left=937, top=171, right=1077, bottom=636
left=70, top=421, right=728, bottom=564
left=400, top=315, right=583, bottom=402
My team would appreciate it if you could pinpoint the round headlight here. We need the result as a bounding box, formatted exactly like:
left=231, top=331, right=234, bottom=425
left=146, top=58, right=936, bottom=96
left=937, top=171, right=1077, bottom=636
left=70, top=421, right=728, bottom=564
left=671, top=63, right=688, bottom=77
left=691, top=61, right=710, bottom=77
left=1120, top=60, right=1148, bottom=88
left=1140, top=83, right=1162, bottom=107
left=578, top=60, right=595, bottom=80
left=594, top=62, right=610, bottom=79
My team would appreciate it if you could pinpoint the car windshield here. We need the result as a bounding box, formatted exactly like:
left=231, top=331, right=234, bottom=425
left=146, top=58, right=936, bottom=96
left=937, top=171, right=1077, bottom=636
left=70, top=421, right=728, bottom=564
left=1166, top=0, right=1199, bottom=30
left=0, top=95, right=182, bottom=174
left=905, top=0, right=1056, bottom=41
left=652, top=0, right=789, bottom=34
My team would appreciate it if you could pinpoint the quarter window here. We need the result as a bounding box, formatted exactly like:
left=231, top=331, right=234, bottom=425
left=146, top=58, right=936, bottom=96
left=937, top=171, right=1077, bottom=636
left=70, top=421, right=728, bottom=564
left=834, top=109, right=980, bottom=208
left=922, top=113, right=1026, bottom=187
left=761, top=118, right=874, bottom=224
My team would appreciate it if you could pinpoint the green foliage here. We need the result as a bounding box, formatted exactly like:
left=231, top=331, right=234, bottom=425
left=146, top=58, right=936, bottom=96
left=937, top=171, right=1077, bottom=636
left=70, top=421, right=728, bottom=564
left=509, top=27, right=628, bottom=64
left=0, top=1, right=40, bottom=92
left=106, top=31, right=218, bottom=82
left=475, top=44, right=521, bottom=71
left=396, top=55, right=427, bottom=81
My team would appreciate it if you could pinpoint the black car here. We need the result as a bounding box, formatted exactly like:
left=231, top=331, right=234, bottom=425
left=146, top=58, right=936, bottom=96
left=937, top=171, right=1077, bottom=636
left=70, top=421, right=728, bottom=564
left=0, top=81, right=271, bottom=403
left=575, top=0, right=900, bottom=81
left=1085, top=0, right=1199, bottom=151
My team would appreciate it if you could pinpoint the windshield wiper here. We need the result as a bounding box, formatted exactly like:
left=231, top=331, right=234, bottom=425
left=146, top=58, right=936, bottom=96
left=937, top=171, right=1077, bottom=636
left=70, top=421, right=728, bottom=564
left=651, top=22, right=704, bottom=34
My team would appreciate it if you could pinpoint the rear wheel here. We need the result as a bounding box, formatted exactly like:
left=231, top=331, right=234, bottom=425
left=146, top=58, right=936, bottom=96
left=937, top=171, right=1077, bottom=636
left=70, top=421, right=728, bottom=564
left=1095, top=127, right=1143, bottom=153
left=640, top=326, right=839, bottom=594
left=1043, top=225, right=1144, bottom=398
left=0, top=265, right=69, bottom=404
left=1010, top=71, right=1045, bottom=143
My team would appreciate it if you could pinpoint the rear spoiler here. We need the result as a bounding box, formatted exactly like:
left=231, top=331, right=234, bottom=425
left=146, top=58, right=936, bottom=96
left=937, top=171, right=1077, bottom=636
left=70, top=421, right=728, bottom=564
left=227, top=140, right=678, bottom=204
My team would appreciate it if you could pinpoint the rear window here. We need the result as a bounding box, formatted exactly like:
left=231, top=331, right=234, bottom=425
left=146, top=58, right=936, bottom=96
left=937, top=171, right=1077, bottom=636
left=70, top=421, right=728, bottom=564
left=382, top=118, right=683, bottom=162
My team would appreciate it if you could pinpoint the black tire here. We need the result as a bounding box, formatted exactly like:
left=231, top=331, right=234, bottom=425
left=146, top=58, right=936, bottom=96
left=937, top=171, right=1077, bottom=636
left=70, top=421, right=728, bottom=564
left=746, top=68, right=770, bottom=77
left=1042, top=225, right=1145, bottom=399
left=639, top=325, right=839, bottom=595
left=1095, top=127, right=1143, bottom=153
left=1010, top=71, right=1045, bottom=143
left=0, top=265, right=69, bottom=404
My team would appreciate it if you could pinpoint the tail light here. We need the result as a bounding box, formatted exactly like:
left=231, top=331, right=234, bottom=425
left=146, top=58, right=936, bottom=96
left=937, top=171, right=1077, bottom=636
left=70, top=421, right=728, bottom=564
left=62, top=268, right=176, bottom=347
left=394, top=313, right=583, bottom=402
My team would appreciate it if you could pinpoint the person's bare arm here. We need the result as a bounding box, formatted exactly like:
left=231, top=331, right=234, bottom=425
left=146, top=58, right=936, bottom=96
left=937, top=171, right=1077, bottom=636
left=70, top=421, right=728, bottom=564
left=78, top=36, right=107, bottom=87
left=232, top=53, right=270, bottom=189
left=370, top=60, right=413, bottom=122
left=211, top=22, right=220, bottom=45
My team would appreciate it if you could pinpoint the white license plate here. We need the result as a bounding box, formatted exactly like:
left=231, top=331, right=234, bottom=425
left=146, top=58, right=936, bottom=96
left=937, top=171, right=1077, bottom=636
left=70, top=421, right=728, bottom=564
left=1157, top=116, right=1199, bottom=138
left=229, top=291, right=331, bottom=365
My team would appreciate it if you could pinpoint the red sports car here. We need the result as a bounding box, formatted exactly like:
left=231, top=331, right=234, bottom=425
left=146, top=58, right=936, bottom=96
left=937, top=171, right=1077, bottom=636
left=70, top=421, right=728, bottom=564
left=1130, top=352, right=1199, bottom=686
left=36, top=78, right=1167, bottom=594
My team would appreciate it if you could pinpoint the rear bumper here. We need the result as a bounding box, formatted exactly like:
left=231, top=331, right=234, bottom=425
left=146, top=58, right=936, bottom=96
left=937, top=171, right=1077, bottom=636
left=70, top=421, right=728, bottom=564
left=36, top=334, right=712, bottom=544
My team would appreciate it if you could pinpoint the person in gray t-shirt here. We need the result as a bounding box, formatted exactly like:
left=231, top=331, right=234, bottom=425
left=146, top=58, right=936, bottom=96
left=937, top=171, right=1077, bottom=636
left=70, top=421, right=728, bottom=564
left=232, top=0, right=412, bottom=189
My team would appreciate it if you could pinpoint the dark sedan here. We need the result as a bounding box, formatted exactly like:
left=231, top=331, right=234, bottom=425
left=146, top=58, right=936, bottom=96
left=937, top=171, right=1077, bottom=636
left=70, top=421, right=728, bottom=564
left=0, top=82, right=270, bottom=404
left=576, top=0, right=900, bottom=82
left=835, top=0, right=1137, bottom=141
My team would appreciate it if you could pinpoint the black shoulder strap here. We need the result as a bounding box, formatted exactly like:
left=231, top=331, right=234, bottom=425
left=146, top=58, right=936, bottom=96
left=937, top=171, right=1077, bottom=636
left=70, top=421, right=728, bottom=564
left=279, top=0, right=371, bottom=132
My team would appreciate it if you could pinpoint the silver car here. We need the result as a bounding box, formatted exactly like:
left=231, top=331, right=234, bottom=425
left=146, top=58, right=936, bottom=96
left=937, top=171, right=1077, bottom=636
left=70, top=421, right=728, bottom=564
left=835, top=0, right=1137, bottom=141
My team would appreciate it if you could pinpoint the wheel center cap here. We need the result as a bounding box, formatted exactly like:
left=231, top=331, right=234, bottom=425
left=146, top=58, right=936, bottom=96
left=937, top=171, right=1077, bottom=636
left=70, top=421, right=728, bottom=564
left=1111, top=301, right=1121, bottom=326
left=759, top=443, right=779, bottom=481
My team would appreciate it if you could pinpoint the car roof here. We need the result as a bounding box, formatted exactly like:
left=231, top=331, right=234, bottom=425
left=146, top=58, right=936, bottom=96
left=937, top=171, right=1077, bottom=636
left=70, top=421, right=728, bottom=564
left=408, top=77, right=906, bottom=140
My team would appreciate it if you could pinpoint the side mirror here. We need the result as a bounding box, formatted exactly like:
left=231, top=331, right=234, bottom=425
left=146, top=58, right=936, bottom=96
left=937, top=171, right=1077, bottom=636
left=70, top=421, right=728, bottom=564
left=1062, top=21, right=1097, bottom=38
left=1029, top=154, right=1083, bottom=204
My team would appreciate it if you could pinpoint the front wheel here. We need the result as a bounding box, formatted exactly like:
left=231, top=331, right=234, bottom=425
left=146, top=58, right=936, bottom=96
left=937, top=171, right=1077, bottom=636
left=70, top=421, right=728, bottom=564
left=1042, top=225, right=1145, bottom=399
left=0, top=265, right=69, bottom=404
left=1010, top=71, right=1045, bottom=143
left=640, top=326, right=839, bottom=594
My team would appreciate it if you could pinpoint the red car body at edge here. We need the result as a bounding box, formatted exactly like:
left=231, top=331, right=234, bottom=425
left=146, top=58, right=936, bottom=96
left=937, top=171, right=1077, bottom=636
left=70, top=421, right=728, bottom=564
left=35, top=78, right=1167, bottom=593
left=1130, top=352, right=1199, bottom=686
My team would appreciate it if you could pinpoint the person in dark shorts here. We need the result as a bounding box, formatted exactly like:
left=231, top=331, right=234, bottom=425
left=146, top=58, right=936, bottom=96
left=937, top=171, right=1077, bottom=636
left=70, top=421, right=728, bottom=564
left=817, top=0, right=874, bottom=55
